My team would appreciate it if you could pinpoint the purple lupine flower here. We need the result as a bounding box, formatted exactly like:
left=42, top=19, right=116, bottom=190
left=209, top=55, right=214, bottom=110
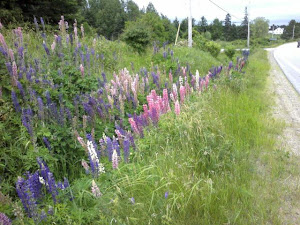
left=42, top=41, right=50, bottom=56
left=59, top=106, right=65, bottom=126
left=56, top=181, right=64, bottom=190
left=106, top=137, right=113, bottom=161
left=112, top=137, right=120, bottom=156
left=45, top=91, right=51, bottom=105
left=37, top=157, right=51, bottom=186
left=18, top=46, right=24, bottom=62
left=130, top=197, right=135, bottom=204
left=37, top=97, right=44, bottom=120
left=0, top=212, right=12, bottom=225
left=128, top=133, right=136, bottom=150
left=40, top=17, right=45, bottom=30
left=5, top=62, right=12, bottom=75
left=16, top=176, right=37, bottom=217
left=40, top=210, right=47, bottom=222
left=101, top=72, right=107, bottom=83
left=0, top=46, right=8, bottom=57
left=47, top=172, right=58, bottom=204
left=48, top=206, right=54, bottom=215
left=27, top=171, right=43, bottom=200
left=163, top=51, right=167, bottom=58
left=228, top=61, right=233, bottom=70
left=33, top=16, right=39, bottom=31
left=11, top=91, right=21, bottom=113
left=43, top=137, right=51, bottom=151
left=26, top=71, right=32, bottom=83
left=165, top=191, right=169, bottom=199
left=123, top=138, right=130, bottom=163
left=17, top=81, right=25, bottom=99
left=83, top=102, right=94, bottom=119
left=65, top=107, right=72, bottom=122
left=21, top=109, right=33, bottom=137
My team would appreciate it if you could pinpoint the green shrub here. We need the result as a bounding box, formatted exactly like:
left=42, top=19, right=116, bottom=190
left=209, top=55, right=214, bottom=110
left=224, top=45, right=236, bottom=59
left=204, top=31, right=212, bottom=40
left=204, top=41, right=221, bottom=58
left=122, top=22, right=151, bottom=54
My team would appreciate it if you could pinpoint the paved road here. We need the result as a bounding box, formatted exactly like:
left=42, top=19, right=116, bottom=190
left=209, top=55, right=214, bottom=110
left=273, top=42, right=300, bottom=94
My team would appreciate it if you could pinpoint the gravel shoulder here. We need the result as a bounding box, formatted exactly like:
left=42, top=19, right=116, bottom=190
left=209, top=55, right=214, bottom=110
left=268, top=50, right=300, bottom=224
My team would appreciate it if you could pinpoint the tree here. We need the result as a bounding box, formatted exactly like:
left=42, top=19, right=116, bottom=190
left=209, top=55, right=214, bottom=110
left=173, top=17, right=180, bottom=30
left=125, top=0, right=140, bottom=21
left=122, top=21, right=151, bottom=53
left=146, top=2, right=158, bottom=14
left=224, top=13, right=232, bottom=41
left=86, top=0, right=126, bottom=40
left=0, top=0, right=84, bottom=24
left=197, top=16, right=208, bottom=33
left=251, top=17, right=269, bottom=38
left=161, top=14, right=177, bottom=43
left=240, top=7, right=249, bottom=39
left=282, top=19, right=300, bottom=40
left=210, top=18, right=223, bottom=40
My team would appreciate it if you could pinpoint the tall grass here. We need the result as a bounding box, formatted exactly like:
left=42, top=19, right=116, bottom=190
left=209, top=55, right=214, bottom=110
left=67, top=49, right=285, bottom=224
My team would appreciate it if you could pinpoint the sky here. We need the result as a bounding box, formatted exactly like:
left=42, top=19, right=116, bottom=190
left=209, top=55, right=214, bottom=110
left=134, top=0, right=300, bottom=25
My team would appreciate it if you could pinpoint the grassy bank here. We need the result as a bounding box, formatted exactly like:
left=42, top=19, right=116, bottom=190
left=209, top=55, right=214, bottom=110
left=33, top=50, right=288, bottom=224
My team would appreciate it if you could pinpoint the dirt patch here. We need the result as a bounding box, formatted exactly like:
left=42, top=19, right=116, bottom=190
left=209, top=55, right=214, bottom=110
left=268, top=50, right=300, bottom=224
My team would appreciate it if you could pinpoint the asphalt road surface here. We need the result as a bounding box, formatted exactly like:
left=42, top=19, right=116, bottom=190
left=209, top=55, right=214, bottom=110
left=273, top=42, right=300, bottom=94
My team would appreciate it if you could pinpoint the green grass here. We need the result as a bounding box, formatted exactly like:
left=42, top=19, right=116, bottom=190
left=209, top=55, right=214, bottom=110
left=32, top=49, right=291, bottom=224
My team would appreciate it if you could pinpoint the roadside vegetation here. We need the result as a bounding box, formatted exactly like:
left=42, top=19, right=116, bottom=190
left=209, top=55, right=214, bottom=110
left=0, top=0, right=299, bottom=224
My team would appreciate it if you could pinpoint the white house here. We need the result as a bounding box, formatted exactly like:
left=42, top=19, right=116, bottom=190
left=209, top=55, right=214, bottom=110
left=268, top=27, right=284, bottom=35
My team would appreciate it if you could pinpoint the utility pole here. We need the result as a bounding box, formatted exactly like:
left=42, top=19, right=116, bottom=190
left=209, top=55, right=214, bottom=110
left=188, top=0, right=192, bottom=47
left=292, top=24, right=295, bottom=39
left=247, top=5, right=250, bottom=48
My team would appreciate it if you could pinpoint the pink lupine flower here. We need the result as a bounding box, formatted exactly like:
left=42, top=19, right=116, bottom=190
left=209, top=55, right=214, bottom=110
left=91, top=180, right=102, bottom=197
left=77, top=136, right=86, bottom=148
left=175, top=100, right=180, bottom=116
left=9, top=49, right=14, bottom=61
left=185, top=82, right=190, bottom=96
left=0, top=33, right=8, bottom=52
left=182, top=67, right=186, bottom=77
left=74, top=25, right=78, bottom=37
left=172, top=84, right=178, bottom=101
left=115, top=129, right=123, bottom=140
left=200, top=79, right=205, bottom=92
left=151, top=90, right=157, bottom=101
left=205, top=74, right=210, bottom=89
left=107, top=95, right=114, bottom=108
left=81, top=24, right=84, bottom=38
left=129, top=118, right=139, bottom=135
left=81, top=159, right=90, bottom=173
left=157, top=96, right=164, bottom=114
left=179, top=76, right=183, bottom=86
left=51, top=41, right=56, bottom=52
left=0, top=22, right=3, bottom=29
left=112, top=149, right=118, bottom=169
left=143, top=104, right=149, bottom=119
left=180, top=85, right=185, bottom=104
left=170, top=93, right=175, bottom=102
left=195, top=70, right=200, bottom=91
left=80, top=64, right=84, bottom=77
left=163, top=89, right=171, bottom=112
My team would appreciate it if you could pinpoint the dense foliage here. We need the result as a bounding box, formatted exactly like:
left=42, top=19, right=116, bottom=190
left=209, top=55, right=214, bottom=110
left=0, top=15, right=253, bottom=224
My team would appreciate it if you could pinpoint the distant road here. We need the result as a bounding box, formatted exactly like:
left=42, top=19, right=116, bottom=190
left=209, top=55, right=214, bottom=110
left=273, top=42, right=300, bottom=94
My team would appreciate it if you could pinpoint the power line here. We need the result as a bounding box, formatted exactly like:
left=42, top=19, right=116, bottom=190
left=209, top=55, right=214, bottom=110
left=208, top=0, right=242, bottom=21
